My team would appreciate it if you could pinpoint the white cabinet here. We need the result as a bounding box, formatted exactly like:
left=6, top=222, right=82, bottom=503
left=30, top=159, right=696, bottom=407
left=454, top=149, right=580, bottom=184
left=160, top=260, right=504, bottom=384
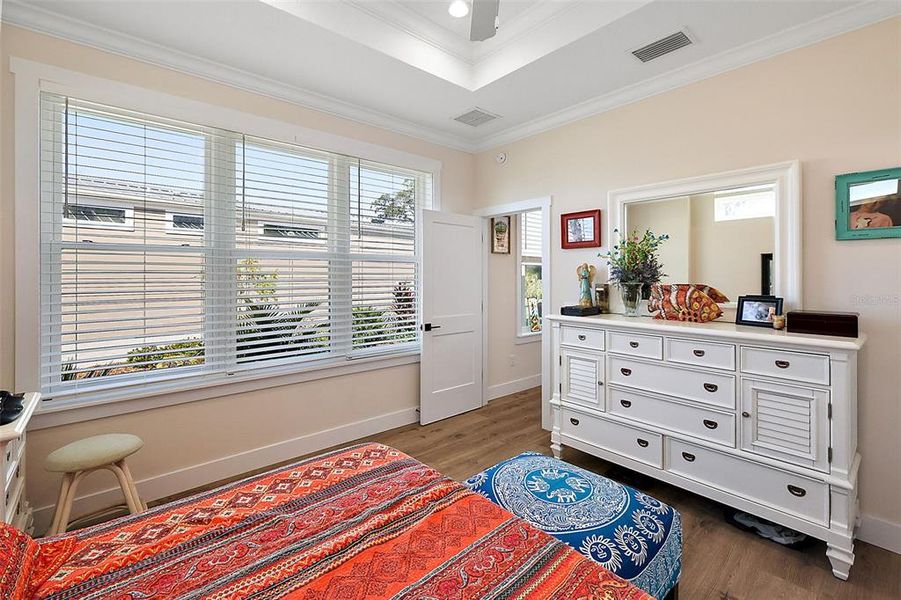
left=548, top=314, right=864, bottom=581
left=1, top=393, right=40, bottom=533
left=560, top=347, right=605, bottom=411
left=740, top=379, right=830, bottom=472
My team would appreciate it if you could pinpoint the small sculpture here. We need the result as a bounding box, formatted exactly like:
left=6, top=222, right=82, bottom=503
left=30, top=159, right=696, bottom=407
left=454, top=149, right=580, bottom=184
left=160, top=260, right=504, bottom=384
left=648, top=284, right=724, bottom=323
left=576, top=263, right=597, bottom=308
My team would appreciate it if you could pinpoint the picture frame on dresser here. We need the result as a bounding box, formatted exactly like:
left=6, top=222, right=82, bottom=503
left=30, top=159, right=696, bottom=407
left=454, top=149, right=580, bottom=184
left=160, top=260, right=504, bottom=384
left=546, top=314, right=865, bottom=581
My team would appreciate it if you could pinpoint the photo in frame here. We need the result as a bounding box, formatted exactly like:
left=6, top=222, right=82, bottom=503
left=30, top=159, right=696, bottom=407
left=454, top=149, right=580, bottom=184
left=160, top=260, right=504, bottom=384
left=561, top=209, right=601, bottom=249
left=835, top=166, right=901, bottom=240
left=735, top=295, right=784, bottom=328
left=491, top=216, right=511, bottom=254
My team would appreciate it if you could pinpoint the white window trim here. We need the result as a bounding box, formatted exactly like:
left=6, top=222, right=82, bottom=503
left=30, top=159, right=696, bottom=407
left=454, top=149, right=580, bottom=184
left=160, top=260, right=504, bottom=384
left=12, top=58, right=441, bottom=424
left=515, top=212, right=543, bottom=341
left=166, top=211, right=205, bottom=236
left=62, top=199, right=135, bottom=231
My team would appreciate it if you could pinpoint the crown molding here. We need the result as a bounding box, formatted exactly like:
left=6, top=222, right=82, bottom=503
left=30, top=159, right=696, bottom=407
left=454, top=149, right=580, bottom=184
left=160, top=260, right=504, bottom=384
left=3, top=0, right=897, bottom=156
left=473, top=0, right=901, bottom=152
left=1, top=0, right=478, bottom=152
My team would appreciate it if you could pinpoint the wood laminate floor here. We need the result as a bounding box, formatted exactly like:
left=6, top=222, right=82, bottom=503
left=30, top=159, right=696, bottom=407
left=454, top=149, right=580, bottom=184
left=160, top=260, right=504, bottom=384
left=155, top=388, right=899, bottom=599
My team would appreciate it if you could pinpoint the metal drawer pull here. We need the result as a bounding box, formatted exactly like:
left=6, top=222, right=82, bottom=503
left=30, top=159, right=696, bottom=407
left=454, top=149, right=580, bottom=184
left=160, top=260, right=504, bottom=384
left=620, top=368, right=632, bottom=376
left=787, top=485, right=807, bottom=497
left=597, top=381, right=604, bottom=386
left=681, top=452, right=696, bottom=462
left=703, top=419, right=718, bottom=429
left=703, top=383, right=718, bottom=393
left=578, top=334, right=587, bottom=341
left=629, top=341, right=639, bottom=348
left=620, top=399, right=632, bottom=408
left=636, top=438, right=649, bottom=448
left=570, top=418, right=580, bottom=426
left=742, top=411, right=751, bottom=418
left=775, top=360, right=790, bottom=369
left=693, top=349, right=706, bottom=357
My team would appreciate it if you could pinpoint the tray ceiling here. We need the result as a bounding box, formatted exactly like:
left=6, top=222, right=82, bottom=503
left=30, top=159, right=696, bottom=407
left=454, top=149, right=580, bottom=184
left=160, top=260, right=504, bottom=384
left=4, top=0, right=898, bottom=151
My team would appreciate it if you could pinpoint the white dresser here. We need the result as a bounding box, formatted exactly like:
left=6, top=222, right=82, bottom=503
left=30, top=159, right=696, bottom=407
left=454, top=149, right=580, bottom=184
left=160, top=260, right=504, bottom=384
left=0, top=392, right=40, bottom=533
left=547, top=314, right=865, bottom=579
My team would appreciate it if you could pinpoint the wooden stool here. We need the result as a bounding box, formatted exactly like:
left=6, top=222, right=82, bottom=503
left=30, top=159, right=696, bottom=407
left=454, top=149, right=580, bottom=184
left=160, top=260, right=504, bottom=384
left=45, top=433, right=145, bottom=536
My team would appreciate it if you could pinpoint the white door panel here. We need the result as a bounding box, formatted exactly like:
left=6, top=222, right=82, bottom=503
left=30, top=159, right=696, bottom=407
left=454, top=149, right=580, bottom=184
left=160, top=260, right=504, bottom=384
left=420, top=210, right=483, bottom=424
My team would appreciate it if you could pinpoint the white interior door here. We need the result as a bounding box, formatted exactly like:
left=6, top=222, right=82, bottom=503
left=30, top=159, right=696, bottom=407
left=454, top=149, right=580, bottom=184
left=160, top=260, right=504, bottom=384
left=420, top=209, right=483, bottom=424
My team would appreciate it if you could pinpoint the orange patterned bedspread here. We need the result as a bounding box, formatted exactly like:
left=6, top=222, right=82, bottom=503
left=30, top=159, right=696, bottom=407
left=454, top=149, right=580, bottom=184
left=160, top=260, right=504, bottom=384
left=29, top=444, right=650, bottom=599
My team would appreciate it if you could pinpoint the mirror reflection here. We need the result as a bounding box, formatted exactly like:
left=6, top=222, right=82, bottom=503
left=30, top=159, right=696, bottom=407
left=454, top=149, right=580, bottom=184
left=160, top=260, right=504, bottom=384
left=625, top=184, right=776, bottom=301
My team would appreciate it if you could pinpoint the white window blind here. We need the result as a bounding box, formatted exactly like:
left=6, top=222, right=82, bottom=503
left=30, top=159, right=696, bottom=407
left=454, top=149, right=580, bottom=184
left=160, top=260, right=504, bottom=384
left=519, top=210, right=543, bottom=335
left=40, top=93, right=429, bottom=399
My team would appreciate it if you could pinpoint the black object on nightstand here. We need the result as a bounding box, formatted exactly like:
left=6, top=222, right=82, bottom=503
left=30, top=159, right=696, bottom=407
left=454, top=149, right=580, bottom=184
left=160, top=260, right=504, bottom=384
left=561, top=305, right=601, bottom=317
left=0, top=391, right=26, bottom=426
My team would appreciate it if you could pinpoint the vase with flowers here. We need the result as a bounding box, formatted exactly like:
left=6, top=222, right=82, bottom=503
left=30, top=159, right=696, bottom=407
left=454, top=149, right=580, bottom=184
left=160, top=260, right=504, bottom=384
left=600, top=229, right=669, bottom=316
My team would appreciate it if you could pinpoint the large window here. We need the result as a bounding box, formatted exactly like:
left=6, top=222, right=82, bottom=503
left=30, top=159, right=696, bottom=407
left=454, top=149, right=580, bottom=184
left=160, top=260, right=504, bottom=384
left=40, top=94, right=429, bottom=399
left=518, top=210, right=543, bottom=335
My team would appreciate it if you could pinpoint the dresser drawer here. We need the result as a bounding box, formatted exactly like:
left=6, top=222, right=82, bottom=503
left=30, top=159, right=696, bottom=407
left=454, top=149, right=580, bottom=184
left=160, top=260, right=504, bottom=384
left=741, top=347, right=830, bottom=386
left=667, top=338, right=735, bottom=371
left=561, top=325, right=605, bottom=351
left=4, top=476, right=24, bottom=524
left=561, top=408, right=663, bottom=468
left=607, top=331, right=663, bottom=360
left=609, top=357, right=736, bottom=409
left=667, top=439, right=829, bottom=525
left=610, top=387, right=736, bottom=447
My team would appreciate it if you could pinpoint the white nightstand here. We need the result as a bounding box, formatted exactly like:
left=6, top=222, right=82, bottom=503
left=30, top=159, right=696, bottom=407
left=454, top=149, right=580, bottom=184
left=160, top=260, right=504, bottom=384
left=1, top=392, right=40, bottom=533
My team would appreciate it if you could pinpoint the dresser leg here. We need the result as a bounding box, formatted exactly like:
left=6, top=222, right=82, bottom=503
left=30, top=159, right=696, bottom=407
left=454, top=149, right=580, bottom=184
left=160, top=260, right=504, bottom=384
left=551, top=442, right=562, bottom=459
left=826, top=539, right=855, bottom=580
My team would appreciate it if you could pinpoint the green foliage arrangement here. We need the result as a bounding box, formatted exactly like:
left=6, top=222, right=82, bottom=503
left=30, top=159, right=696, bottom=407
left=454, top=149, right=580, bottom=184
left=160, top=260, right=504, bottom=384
left=600, top=229, right=669, bottom=285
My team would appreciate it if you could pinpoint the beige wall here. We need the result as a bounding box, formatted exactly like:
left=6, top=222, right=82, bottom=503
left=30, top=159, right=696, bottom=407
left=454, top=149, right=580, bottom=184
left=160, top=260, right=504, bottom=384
left=474, top=18, right=901, bottom=528
left=627, top=196, right=692, bottom=282
left=0, top=25, right=474, bottom=525
left=486, top=214, right=541, bottom=391
left=689, top=193, right=774, bottom=300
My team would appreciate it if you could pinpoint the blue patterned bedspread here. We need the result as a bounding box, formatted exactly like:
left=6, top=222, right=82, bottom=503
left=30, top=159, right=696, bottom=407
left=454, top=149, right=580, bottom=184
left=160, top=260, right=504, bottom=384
left=465, top=452, right=682, bottom=599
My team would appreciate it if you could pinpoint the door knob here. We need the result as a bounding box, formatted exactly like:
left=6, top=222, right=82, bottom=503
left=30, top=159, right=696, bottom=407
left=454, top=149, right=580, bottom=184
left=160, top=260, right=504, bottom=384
left=422, top=323, right=442, bottom=332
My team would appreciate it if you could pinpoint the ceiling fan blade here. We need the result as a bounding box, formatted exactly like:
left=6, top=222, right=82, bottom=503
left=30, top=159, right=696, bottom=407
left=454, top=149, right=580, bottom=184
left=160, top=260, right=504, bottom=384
left=470, top=0, right=500, bottom=41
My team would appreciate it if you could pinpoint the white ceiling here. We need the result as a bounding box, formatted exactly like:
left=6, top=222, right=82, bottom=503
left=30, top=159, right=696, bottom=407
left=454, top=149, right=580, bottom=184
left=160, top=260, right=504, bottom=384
left=4, top=0, right=899, bottom=152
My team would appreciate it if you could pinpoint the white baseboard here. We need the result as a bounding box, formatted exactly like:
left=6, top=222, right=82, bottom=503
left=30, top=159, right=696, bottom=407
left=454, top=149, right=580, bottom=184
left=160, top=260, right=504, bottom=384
left=858, top=513, right=901, bottom=555
left=32, top=406, right=419, bottom=534
left=486, top=375, right=541, bottom=402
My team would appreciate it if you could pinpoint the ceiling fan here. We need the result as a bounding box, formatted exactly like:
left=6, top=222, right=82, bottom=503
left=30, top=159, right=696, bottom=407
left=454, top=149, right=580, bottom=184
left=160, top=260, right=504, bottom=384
left=470, top=0, right=500, bottom=41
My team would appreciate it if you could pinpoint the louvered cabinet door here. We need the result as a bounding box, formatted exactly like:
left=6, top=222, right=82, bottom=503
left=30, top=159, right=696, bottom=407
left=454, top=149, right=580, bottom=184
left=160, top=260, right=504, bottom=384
left=740, top=379, right=830, bottom=472
left=561, top=348, right=605, bottom=411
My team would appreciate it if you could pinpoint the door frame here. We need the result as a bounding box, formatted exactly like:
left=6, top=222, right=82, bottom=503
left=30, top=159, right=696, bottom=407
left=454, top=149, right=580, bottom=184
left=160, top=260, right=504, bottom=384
left=473, top=196, right=552, bottom=410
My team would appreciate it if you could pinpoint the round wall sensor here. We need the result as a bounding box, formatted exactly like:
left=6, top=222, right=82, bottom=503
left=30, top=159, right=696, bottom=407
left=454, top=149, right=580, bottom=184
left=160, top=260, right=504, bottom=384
left=496, top=152, right=507, bottom=165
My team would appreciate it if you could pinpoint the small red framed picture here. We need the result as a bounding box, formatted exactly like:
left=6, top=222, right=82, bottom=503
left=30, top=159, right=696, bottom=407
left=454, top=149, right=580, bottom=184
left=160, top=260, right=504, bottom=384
left=561, top=209, right=601, bottom=249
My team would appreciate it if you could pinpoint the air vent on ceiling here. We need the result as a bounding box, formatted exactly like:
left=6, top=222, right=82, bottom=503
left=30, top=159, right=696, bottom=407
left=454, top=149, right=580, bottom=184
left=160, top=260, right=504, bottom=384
left=454, top=107, right=500, bottom=127
left=632, top=30, right=692, bottom=63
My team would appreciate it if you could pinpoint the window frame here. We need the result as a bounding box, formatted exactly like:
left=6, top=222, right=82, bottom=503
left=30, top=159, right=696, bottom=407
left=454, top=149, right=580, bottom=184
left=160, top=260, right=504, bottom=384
left=13, top=59, right=442, bottom=427
left=516, top=211, right=543, bottom=340
left=62, top=200, right=135, bottom=231
left=166, top=211, right=205, bottom=236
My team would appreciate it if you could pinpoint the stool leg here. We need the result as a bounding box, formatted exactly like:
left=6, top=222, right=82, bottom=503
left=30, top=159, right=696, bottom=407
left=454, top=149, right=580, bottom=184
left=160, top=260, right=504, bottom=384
left=55, top=471, right=87, bottom=535
left=47, top=473, right=74, bottom=536
left=119, top=460, right=147, bottom=512
left=108, top=462, right=141, bottom=514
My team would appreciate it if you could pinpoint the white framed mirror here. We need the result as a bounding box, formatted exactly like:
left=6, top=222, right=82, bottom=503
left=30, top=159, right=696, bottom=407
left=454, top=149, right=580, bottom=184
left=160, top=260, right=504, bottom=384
left=608, top=160, right=802, bottom=312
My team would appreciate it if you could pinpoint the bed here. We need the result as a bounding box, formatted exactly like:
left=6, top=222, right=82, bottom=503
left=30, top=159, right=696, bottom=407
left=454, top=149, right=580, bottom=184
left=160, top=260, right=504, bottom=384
left=3, top=443, right=651, bottom=599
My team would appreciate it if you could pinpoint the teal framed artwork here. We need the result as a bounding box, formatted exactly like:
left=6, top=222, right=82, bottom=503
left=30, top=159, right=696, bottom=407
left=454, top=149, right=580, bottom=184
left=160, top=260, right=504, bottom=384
left=835, top=167, right=901, bottom=240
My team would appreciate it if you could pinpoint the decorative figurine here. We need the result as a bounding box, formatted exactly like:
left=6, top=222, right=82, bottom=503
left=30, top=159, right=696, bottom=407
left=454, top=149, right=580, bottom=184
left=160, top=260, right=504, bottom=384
left=576, top=262, right=597, bottom=308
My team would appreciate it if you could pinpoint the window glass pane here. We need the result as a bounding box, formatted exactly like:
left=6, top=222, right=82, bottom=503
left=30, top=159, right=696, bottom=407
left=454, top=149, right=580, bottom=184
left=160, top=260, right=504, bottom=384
left=519, top=209, right=543, bottom=335
left=522, top=263, right=543, bottom=334
left=40, top=93, right=427, bottom=397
